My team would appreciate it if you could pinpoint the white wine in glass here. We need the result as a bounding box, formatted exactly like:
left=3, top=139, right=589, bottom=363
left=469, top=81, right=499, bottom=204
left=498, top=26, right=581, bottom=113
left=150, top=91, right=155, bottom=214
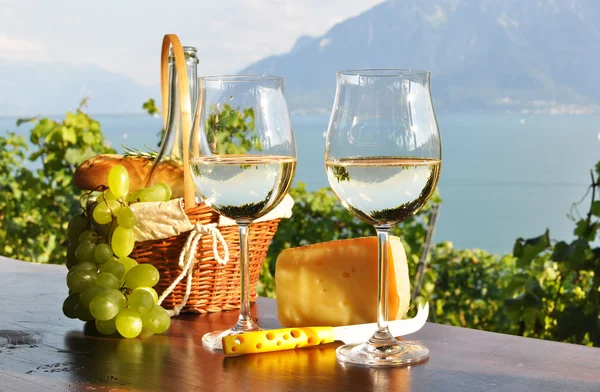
left=190, top=75, right=297, bottom=350
left=191, top=155, right=295, bottom=221
left=325, top=69, right=441, bottom=367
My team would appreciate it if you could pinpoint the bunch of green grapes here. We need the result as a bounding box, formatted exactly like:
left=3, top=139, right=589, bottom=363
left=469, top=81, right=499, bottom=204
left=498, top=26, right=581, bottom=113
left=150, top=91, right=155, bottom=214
left=63, top=165, right=173, bottom=338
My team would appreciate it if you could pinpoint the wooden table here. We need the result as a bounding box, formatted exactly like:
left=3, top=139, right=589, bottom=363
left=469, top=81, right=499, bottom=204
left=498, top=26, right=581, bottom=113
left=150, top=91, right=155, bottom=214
left=1, top=256, right=599, bottom=392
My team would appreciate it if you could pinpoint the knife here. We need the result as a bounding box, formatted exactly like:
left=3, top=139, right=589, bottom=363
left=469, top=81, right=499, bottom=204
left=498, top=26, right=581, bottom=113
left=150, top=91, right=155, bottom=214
left=222, top=302, right=429, bottom=355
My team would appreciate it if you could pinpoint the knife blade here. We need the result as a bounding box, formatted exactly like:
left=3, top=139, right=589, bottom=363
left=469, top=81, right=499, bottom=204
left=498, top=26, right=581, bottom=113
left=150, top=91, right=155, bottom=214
left=222, top=302, right=429, bottom=355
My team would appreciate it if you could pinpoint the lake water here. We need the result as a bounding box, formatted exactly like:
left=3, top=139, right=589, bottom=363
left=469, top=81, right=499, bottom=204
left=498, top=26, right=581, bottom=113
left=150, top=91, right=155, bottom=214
left=2, top=112, right=598, bottom=254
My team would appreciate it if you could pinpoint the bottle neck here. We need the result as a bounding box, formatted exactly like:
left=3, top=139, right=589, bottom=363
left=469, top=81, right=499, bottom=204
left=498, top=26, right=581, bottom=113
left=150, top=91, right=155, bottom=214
left=186, top=59, right=198, bottom=114
left=168, top=47, right=199, bottom=116
left=164, top=47, right=199, bottom=159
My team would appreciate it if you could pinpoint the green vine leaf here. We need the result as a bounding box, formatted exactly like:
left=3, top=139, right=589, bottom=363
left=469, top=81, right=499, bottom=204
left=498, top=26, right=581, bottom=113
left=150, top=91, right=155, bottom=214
left=0, top=101, right=115, bottom=265
left=142, top=98, right=160, bottom=116
left=206, top=104, right=259, bottom=154
left=331, top=166, right=350, bottom=182
left=16, top=116, right=38, bottom=127
left=591, top=201, right=600, bottom=217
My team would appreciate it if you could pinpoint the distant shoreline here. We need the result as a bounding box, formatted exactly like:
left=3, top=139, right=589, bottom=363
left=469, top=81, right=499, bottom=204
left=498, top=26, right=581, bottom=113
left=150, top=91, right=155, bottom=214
left=0, top=112, right=161, bottom=120
left=3, top=108, right=600, bottom=120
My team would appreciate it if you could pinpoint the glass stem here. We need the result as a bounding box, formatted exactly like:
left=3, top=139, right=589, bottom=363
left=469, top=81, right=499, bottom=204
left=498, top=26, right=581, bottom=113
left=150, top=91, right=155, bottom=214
left=370, top=225, right=394, bottom=344
left=234, top=222, right=257, bottom=331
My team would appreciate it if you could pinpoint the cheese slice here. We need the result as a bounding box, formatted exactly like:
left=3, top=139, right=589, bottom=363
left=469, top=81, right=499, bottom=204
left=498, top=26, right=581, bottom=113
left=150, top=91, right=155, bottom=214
left=275, top=236, right=411, bottom=327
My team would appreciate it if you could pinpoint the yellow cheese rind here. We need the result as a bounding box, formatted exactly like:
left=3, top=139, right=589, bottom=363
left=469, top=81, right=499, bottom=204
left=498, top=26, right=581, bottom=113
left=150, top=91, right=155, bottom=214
left=275, top=236, right=410, bottom=327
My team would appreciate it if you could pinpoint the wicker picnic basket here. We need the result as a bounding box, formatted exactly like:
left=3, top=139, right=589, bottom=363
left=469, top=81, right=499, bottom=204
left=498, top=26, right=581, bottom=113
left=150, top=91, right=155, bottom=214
left=129, top=34, right=280, bottom=314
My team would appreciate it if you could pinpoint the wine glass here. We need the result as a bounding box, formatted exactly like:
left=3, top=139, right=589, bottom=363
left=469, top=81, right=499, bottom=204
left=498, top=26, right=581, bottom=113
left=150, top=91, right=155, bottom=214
left=190, top=75, right=296, bottom=350
left=324, top=69, right=441, bottom=366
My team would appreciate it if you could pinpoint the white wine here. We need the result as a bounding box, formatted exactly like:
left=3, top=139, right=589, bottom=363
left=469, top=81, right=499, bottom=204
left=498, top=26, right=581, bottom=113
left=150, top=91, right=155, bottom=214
left=326, top=157, right=441, bottom=226
left=191, top=155, right=296, bottom=222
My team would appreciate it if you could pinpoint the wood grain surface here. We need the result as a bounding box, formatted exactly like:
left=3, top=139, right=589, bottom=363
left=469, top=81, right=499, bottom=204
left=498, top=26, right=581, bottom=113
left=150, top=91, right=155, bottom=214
left=0, top=256, right=598, bottom=392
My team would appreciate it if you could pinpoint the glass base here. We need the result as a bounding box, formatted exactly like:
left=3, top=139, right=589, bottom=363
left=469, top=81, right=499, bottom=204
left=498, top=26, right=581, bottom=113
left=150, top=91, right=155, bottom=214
left=336, top=339, right=429, bottom=367
left=202, top=319, right=261, bottom=351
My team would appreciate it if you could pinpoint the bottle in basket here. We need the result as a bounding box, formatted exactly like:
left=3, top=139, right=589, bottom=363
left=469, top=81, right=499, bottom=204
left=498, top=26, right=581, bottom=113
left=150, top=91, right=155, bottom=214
left=144, top=46, right=199, bottom=193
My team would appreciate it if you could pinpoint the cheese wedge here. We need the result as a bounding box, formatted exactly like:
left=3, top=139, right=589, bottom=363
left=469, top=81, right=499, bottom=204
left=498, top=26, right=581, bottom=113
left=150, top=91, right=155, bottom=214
left=275, top=236, right=411, bottom=327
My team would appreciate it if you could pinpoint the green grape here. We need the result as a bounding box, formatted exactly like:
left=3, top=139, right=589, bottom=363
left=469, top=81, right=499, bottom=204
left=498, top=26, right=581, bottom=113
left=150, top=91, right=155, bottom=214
left=94, top=243, right=113, bottom=264
left=76, top=306, right=95, bottom=322
left=137, top=287, right=159, bottom=304
left=78, top=230, right=97, bottom=243
left=101, top=288, right=127, bottom=309
left=116, top=206, right=137, bottom=229
left=62, top=293, right=81, bottom=319
left=93, top=200, right=121, bottom=225
left=67, top=214, right=89, bottom=241
left=66, top=242, right=79, bottom=269
left=125, top=189, right=142, bottom=203
left=89, top=293, right=120, bottom=321
left=111, top=226, right=135, bottom=257
left=70, top=261, right=97, bottom=273
left=79, top=285, right=106, bottom=309
left=140, top=327, right=155, bottom=337
left=66, top=270, right=97, bottom=293
left=157, top=182, right=172, bottom=201
left=108, top=165, right=130, bottom=199
left=96, top=272, right=122, bottom=289
left=139, top=184, right=167, bottom=203
left=95, top=317, right=117, bottom=335
left=75, top=240, right=96, bottom=263
left=128, top=289, right=155, bottom=314
left=117, top=256, right=138, bottom=274
left=96, top=190, right=118, bottom=204
left=93, top=202, right=112, bottom=225
left=124, top=264, right=160, bottom=289
left=116, top=309, right=143, bottom=338
left=100, top=260, right=125, bottom=281
left=141, top=305, right=171, bottom=334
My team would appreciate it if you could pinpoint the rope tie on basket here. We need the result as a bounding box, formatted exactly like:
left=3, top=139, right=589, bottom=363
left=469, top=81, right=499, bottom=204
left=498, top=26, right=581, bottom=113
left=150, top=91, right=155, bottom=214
left=157, top=223, right=230, bottom=316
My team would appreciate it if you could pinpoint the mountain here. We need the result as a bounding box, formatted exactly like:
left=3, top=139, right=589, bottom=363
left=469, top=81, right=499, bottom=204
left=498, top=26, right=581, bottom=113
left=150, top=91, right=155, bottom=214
left=0, top=62, right=158, bottom=117
left=241, top=0, right=600, bottom=114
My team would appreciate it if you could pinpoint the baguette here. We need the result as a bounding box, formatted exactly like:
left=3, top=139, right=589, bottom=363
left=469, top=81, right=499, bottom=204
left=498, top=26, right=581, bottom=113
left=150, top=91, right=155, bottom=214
left=74, top=154, right=184, bottom=198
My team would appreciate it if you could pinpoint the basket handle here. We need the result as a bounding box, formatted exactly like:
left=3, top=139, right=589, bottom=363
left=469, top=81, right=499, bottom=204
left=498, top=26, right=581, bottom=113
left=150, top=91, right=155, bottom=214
left=160, top=34, right=196, bottom=209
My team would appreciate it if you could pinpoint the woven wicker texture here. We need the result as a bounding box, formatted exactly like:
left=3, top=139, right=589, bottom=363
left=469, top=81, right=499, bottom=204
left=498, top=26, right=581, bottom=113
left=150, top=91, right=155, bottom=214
left=131, top=204, right=279, bottom=313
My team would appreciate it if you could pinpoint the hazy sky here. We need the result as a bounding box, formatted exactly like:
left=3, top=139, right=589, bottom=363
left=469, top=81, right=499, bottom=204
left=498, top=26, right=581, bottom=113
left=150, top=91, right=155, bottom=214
left=0, top=0, right=384, bottom=86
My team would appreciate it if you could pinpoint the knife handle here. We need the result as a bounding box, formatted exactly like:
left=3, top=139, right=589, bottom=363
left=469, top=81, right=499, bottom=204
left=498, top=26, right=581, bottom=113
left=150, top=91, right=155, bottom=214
left=222, top=327, right=335, bottom=355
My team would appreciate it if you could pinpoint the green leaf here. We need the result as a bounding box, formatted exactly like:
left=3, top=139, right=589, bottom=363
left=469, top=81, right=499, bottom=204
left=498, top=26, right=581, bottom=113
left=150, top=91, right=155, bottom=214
left=64, top=146, right=96, bottom=166
left=61, top=127, right=77, bottom=144
left=574, top=219, right=588, bottom=238
left=556, top=306, right=593, bottom=342
left=142, top=98, right=160, bottom=116
left=525, top=279, right=545, bottom=297
left=89, top=120, right=100, bottom=133
left=513, top=238, right=525, bottom=258
left=82, top=131, right=96, bottom=145
left=592, top=201, right=600, bottom=217
left=573, top=219, right=598, bottom=241
left=568, top=239, right=590, bottom=268
left=16, top=116, right=38, bottom=127
left=552, top=241, right=570, bottom=261
left=513, top=231, right=550, bottom=268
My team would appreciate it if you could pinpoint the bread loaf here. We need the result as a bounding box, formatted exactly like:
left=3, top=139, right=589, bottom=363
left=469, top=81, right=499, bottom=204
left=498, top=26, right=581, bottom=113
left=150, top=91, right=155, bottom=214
left=74, top=154, right=184, bottom=198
